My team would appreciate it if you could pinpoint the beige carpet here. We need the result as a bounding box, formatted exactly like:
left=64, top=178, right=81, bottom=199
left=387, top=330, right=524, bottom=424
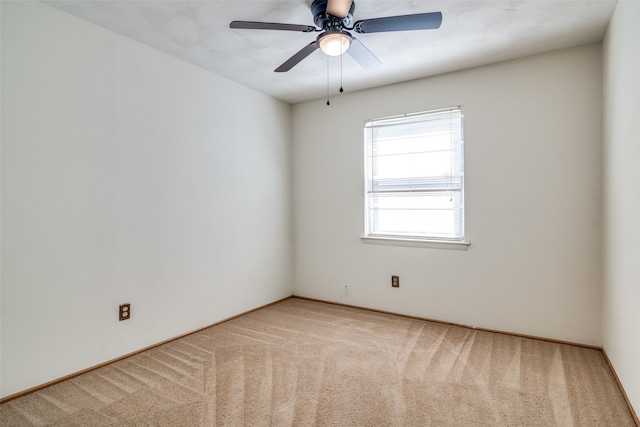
left=1, top=298, right=635, bottom=426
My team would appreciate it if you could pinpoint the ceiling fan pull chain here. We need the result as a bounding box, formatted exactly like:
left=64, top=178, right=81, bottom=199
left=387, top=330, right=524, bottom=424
left=340, top=52, right=344, bottom=93
left=326, top=55, right=331, bottom=106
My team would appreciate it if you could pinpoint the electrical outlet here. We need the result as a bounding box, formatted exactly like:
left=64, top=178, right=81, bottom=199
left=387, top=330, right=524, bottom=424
left=391, top=276, right=399, bottom=288
left=119, top=303, right=131, bottom=321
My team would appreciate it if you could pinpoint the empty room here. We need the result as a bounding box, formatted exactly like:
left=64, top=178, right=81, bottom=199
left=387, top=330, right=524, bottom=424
left=1, top=0, right=638, bottom=425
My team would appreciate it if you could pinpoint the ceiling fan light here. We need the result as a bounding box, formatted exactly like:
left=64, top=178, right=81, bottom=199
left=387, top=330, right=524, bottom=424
left=318, top=32, right=351, bottom=56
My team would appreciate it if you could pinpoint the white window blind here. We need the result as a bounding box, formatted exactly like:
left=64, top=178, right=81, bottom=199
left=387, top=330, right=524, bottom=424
left=364, top=107, right=464, bottom=241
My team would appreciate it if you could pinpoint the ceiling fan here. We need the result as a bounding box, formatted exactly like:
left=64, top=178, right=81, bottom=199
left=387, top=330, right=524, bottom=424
left=230, top=0, right=442, bottom=72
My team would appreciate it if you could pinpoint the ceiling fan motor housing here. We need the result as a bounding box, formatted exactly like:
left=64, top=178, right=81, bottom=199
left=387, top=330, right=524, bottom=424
left=312, top=0, right=355, bottom=28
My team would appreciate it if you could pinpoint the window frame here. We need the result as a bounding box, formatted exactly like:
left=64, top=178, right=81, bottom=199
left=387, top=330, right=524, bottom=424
left=361, top=107, right=470, bottom=250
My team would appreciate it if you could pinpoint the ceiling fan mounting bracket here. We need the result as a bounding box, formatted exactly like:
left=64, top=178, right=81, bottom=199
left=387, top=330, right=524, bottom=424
left=312, top=0, right=355, bottom=29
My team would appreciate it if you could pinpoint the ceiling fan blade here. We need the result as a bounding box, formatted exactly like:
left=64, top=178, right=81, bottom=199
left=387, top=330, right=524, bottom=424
left=327, top=0, right=353, bottom=19
left=347, top=38, right=382, bottom=70
left=275, top=42, right=319, bottom=72
left=353, top=12, right=442, bottom=34
left=230, top=21, right=316, bottom=32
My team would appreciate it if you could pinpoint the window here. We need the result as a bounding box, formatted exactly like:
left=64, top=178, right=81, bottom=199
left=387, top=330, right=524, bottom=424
left=363, top=107, right=466, bottom=247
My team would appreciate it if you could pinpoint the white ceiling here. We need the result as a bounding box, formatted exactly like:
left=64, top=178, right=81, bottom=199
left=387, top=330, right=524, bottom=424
left=44, top=0, right=616, bottom=104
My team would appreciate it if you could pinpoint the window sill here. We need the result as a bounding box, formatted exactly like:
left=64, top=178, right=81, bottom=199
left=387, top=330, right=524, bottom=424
left=360, top=235, right=471, bottom=250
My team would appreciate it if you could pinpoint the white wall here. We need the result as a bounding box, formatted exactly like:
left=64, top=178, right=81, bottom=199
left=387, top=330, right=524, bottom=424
left=293, top=44, right=603, bottom=345
left=603, top=0, right=640, bottom=416
left=0, top=1, right=292, bottom=398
